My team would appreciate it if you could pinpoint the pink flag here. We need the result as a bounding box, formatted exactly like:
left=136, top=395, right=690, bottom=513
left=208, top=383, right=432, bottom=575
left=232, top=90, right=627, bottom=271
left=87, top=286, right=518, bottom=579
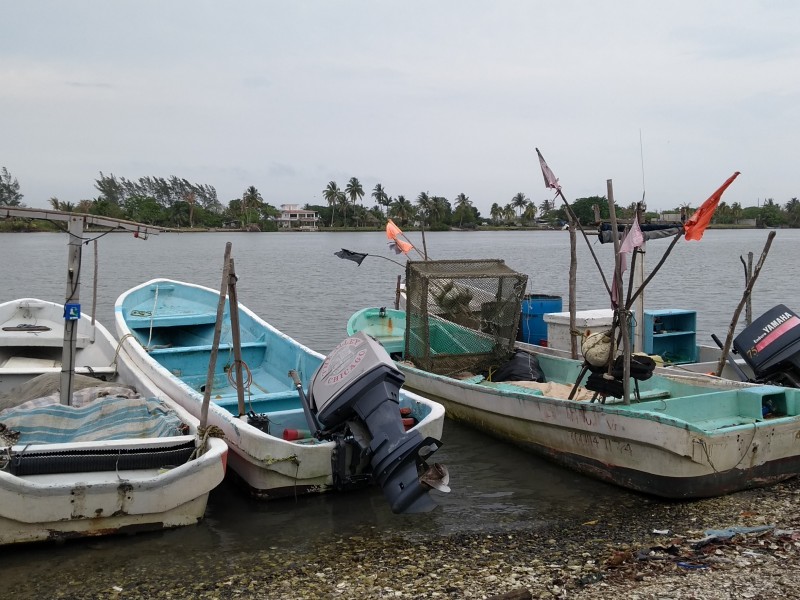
left=536, top=147, right=561, bottom=191
left=611, top=217, right=645, bottom=306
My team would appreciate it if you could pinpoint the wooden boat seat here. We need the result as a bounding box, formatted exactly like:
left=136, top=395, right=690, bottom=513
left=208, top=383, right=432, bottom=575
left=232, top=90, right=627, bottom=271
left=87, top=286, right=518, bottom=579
left=0, top=331, right=91, bottom=349
left=147, top=340, right=269, bottom=356
left=126, top=311, right=219, bottom=328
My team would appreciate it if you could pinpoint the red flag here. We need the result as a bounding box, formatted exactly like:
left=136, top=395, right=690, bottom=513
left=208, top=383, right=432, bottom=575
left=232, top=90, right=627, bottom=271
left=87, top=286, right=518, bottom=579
left=536, top=147, right=561, bottom=191
left=386, top=219, right=403, bottom=240
left=684, top=172, right=741, bottom=241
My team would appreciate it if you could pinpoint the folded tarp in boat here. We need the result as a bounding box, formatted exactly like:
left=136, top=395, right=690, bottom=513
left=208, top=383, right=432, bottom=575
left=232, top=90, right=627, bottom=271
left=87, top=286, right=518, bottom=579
left=0, top=390, right=185, bottom=445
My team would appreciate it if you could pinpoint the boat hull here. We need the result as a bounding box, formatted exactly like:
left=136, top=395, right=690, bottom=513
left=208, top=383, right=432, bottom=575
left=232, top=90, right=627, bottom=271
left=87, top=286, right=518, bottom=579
left=399, top=365, right=800, bottom=499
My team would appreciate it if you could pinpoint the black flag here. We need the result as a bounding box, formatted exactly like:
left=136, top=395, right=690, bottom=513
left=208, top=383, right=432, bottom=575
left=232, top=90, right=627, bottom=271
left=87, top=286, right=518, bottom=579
left=334, top=248, right=368, bottom=266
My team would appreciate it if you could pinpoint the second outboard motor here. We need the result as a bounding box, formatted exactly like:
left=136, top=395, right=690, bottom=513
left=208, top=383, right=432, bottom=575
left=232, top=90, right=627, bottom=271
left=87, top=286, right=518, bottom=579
left=304, top=332, right=445, bottom=514
left=733, top=304, right=800, bottom=388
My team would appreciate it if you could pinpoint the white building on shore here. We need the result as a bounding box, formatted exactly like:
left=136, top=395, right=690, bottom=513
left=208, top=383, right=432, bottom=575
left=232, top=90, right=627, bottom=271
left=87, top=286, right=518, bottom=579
left=276, top=204, right=320, bottom=231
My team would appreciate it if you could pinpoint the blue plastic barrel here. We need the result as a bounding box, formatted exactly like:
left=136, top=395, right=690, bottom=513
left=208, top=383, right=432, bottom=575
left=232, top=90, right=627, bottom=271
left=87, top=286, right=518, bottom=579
left=518, top=294, right=562, bottom=345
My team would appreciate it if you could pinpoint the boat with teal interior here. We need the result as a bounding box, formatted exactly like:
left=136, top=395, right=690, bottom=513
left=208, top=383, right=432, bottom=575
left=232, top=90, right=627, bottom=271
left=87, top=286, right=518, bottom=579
left=347, top=259, right=800, bottom=499
left=115, top=278, right=448, bottom=513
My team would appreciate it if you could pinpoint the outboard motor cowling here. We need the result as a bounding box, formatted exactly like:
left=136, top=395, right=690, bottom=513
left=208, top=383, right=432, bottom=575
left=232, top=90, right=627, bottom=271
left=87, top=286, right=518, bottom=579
left=306, top=332, right=445, bottom=513
left=733, top=304, right=800, bottom=387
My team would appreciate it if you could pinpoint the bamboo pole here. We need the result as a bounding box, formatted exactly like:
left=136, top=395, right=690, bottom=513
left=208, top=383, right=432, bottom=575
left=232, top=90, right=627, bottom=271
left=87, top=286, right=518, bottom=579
left=201, top=242, right=233, bottom=430
left=227, top=258, right=247, bottom=417
left=715, top=231, right=776, bottom=376
left=607, top=180, right=631, bottom=405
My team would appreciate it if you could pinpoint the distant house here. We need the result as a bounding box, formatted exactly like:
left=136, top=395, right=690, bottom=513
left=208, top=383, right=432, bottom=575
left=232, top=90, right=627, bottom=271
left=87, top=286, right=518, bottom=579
left=276, top=204, right=320, bottom=231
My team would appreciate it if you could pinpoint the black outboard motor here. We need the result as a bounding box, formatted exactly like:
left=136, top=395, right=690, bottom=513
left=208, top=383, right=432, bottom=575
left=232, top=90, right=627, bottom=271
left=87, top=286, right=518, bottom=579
left=302, top=332, right=445, bottom=514
left=733, top=304, right=800, bottom=388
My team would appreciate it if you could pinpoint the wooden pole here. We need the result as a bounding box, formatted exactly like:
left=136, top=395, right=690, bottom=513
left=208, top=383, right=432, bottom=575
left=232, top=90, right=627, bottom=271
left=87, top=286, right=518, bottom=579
left=227, top=258, right=247, bottom=417
left=395, top=275, right=402, bottom=310
left=626, top=232, right=682, bottom=310
left=715, top=231, right=776, bottom=376
left=742, top=252, right=754, bottom=326
left=201, top=243, right=233, bottom=430
left=607, top=180, right=631, bottom=405
left=60, top=215, right=84, bottom=406
left=91, top=239, right=98, bottom=330
left=555, top=189, right=612, bottom=296
left=568, top=218, right=578, bottom=359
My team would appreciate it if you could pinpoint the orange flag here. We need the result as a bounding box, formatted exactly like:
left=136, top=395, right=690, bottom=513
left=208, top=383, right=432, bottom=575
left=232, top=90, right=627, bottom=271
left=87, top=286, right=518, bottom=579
left=684, top=172, right=741, bottom=241
left=389, top=238, right=413, bottom=254
left=386, top=219, right=403, bottom=240
left=386, top=219, right=413, bottom=254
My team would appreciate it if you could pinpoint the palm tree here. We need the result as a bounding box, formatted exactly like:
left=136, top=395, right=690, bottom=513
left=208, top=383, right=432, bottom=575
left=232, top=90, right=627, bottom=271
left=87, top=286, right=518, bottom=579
left=242, top=186, right=262, bottom=227
left=523, top=203, right=537, bottom=224
left=453, top=193, right=472, bottom=227
left=539, top=198, right=553, bottom=216
left=489, top=203, right=502, bottom=225
left=48, top=197, right=75, bottom=212
left=345, top=177, right=364, bottom=227
left=391, top=195, right=414, bottom=226
left=431, top=196, right=448, bottom=226
left=503, top=203, right=516, bottom=223
left=372, top=183, right=389, bottom=217
left=511, top=192, right=529, bottom=220
left=731, top=201, right=743, bottom=224
left=416, top=192, right=433, bottom=227
left=322, top=181, right=341, bottom=227
left=337, top=191, right=349, bottom=227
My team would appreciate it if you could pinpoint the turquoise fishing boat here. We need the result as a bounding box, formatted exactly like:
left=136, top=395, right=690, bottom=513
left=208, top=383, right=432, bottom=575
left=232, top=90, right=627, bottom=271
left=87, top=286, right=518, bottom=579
left=115, top=279, right=448, bottom=513
left=348, top=301, right=800, bottom=499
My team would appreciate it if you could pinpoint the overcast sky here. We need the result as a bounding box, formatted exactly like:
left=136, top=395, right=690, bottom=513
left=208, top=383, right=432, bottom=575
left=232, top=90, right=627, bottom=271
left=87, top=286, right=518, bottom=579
left=3, top=1, right=798, bottom=215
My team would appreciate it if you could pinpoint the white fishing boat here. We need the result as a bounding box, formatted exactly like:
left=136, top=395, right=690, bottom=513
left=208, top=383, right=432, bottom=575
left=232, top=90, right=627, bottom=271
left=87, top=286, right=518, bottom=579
left=115, top=278, right=448, bottom=514
left=0, top=298, right=228, bottom=545
left=347, top=258, right=800, bottom=499
left=0, top=208, right=227, bottom=545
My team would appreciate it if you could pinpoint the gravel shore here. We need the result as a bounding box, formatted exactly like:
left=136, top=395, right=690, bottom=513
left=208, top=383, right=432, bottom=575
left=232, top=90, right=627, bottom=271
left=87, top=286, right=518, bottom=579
left=14, top=476, right=798, bottom=600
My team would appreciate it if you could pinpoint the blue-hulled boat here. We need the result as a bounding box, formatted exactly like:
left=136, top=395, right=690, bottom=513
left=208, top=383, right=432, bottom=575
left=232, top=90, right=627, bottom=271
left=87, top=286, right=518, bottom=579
left=115, top=279, right=447, bottom=511
left=348, top=305, right=800, bottom=499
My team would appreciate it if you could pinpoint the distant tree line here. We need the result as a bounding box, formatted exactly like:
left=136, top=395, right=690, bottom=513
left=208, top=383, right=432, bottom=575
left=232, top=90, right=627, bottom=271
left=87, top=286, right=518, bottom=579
left=2, top=166, right=799, bottom=230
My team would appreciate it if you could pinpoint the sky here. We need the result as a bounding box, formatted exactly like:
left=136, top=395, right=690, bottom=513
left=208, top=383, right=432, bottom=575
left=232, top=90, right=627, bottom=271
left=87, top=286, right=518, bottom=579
left=3, top=1, right=799, bottom=216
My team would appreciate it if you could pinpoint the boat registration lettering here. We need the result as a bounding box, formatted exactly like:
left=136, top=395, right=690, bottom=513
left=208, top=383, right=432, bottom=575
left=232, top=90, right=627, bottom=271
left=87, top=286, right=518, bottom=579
left=570, top=432, right=632, bottom=455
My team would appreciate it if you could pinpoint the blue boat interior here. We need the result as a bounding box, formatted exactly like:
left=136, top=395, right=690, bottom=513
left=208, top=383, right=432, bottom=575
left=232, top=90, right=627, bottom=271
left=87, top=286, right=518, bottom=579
left=122, top=284, right=433, bottom=438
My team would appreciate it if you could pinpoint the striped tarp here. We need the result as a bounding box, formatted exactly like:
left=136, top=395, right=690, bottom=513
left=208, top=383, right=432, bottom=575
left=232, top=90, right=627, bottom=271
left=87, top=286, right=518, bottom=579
left=0, top=390, right=186, bottom=445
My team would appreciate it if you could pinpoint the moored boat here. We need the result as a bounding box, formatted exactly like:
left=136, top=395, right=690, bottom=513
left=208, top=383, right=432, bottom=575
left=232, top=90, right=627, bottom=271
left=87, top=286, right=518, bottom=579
left=115, top=278, right=448, bottom=513
left=347, top=258, right=800, bottom=499
left=0, top=298, right=228, bottom=545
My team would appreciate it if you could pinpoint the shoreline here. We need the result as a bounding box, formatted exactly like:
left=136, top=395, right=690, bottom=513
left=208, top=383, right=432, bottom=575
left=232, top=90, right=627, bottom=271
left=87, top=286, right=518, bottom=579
left=9, top=477, right=800, bottom=599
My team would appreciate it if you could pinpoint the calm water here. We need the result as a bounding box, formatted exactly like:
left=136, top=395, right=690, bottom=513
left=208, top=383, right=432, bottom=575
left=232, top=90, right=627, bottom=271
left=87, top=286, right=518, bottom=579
left=0, top=229, right=798, bottom=588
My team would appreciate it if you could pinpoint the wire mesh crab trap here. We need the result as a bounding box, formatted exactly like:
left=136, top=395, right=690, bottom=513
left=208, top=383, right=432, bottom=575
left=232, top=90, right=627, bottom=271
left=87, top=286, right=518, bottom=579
left=404, top=259, right=528, bottom=375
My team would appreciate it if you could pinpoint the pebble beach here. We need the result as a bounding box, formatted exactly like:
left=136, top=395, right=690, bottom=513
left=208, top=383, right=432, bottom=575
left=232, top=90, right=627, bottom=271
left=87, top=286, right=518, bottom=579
left=8, top=476, right=799, bottom=600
